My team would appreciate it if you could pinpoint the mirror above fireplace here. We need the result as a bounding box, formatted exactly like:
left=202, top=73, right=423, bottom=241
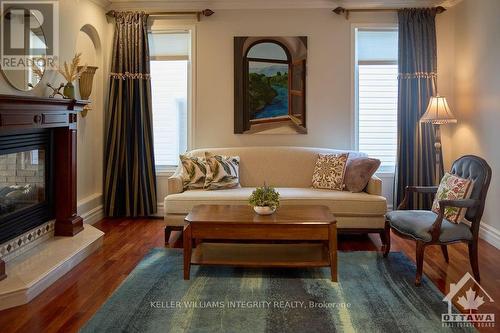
left=0, top=8, right=47, bottom=91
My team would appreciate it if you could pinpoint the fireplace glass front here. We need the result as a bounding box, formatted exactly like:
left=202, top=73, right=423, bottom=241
left=0, top=131, right=53, bottom=244
left=0, top=149, right=45, bottom=218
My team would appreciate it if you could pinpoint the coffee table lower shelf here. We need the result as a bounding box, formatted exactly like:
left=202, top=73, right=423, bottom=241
left=190, top=243, right=330, bottom=268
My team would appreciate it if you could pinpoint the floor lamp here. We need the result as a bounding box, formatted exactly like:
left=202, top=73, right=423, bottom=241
left=420, top=95, right=457, bottom=185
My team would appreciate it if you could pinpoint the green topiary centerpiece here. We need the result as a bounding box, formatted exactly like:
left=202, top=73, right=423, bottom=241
left=248, top=184, right=280, bottom=215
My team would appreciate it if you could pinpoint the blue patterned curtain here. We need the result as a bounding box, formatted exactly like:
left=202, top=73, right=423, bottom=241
left=395, top=8, right=442, bottom=209
left=104, top=11, right=157, bottom=217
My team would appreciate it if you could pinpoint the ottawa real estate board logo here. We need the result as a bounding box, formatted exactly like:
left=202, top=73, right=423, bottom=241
left=442, top=272, right=495, bottom=328
left=1, top=0, right=59, bottom=71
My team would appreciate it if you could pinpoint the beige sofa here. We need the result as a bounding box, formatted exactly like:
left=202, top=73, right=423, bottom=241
left=164, top=146, right=387, bottom=242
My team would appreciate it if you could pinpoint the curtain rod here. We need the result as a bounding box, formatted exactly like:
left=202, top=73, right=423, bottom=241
left=106, top=9, right=214, bottom=22
left=333, top=6, right=446, bottom=19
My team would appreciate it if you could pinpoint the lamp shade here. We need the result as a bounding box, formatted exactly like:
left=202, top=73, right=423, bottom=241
left=420, top=95, right=457, bottom=124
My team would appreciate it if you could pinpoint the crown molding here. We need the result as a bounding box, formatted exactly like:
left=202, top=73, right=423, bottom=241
left=335, top=0, right=448, bottom=9
left=109, top=0, right=340, bottom=11
left=438, top=0, right=464, bottom=8
left=107, top=0, right=461, bottom=11
left=89, top=0, right=112, bottom=9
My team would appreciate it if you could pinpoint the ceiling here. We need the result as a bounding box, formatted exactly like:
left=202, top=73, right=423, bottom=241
left=103, top=0, right=462, bottom=11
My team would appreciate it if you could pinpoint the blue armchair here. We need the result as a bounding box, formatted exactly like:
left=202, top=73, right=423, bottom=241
left=384, top=155, right=492, bottom=286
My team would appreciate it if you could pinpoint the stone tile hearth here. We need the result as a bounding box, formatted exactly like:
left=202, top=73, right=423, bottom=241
left=0, top=225, right=103, bottom=311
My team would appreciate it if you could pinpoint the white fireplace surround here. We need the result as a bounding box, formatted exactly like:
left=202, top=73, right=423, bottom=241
left=0, top=194, right=104, bottom=310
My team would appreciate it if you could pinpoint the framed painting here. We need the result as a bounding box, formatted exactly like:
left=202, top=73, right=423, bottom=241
left=234, top=36, right=307, bottom=134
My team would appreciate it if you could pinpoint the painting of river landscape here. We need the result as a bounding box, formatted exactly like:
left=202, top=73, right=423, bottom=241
left=234, top=36, right=307, bottom=134
left=248, top=62, right=289, bottom=120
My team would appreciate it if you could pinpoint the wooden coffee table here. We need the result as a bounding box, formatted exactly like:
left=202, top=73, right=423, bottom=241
left=183, top=204, right=337, bottom=281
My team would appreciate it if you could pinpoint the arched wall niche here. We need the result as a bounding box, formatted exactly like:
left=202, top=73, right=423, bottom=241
left=80, top=24, right=103, bottom=58
left=74, top=23, right=104, bottom=202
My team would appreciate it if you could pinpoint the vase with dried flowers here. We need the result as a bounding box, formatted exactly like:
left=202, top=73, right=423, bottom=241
left=57, top=53, right=87, bottom=99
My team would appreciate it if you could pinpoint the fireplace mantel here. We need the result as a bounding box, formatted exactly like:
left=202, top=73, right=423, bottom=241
left=0, top=95, right=87, bottom=130
left=0, top=94, right=88, bottom=281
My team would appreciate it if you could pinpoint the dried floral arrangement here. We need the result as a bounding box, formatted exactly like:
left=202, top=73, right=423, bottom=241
left=31, top=61, right=44, bottom=80
left=57, top=53, right=87, bottom=82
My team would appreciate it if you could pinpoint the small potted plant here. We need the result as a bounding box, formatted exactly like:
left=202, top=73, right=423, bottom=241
left=249, top=184, right=280, bottom=215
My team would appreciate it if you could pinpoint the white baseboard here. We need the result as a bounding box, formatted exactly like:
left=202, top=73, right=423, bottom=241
left=479, top=222, right=500, bottom=250
left=77, top=193, right=104, bottom=225
left=154, top=202, right=165, bottom=218
left=81, top=205, right=104, bottom=225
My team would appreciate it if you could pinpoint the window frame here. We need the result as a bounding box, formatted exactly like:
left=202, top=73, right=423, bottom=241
left=351, top=24, right=398, bottom=175
left=148, top=26, right=196, bottom=173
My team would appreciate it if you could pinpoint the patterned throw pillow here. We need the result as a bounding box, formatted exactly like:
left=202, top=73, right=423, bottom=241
left=312, top=153, right=349, bottom=190
left=204, top=153, right=240, bottom=190
left=179, top=155, right=207, bottom=190
left=432, top=172, right=473, bottom=223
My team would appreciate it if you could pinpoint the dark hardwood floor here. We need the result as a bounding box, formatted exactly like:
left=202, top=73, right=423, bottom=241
left=0, top=218, right=498, bottom=333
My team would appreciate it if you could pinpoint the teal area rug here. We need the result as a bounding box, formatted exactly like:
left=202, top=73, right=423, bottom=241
left=82, top=249, right=472, bottom=333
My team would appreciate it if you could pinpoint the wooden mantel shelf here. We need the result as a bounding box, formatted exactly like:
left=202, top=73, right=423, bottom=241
left=0, top=95, right=88, bottom=130
left=0, top=94, right=90, bottom=281
left=0, top=94, right=88, bottom=108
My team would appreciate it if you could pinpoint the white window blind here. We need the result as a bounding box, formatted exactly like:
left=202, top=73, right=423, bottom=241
left=149, top=31, right=190, bottom=167
left=356, top=29, right=398, bottom=173
left=150, top=33, right=189, bottom=59
left=358, top=64, right=398, bottom=171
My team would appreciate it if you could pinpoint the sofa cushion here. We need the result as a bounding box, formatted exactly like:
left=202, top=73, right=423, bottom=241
left=387, top=210, right=473, bottom=242
left=204, top=153, right=240, bottom=190
left=179, top=155, right=207, bottom=190
left=312, top=153, right=349, bottom=190
left=165, top=187, right=386, bottom=216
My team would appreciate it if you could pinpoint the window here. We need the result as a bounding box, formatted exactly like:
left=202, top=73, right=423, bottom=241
left=149, top=31, right=191, bottom=168
left=355, top=29, right=398, bottom=173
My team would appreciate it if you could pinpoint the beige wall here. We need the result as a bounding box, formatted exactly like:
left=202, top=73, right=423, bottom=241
left=0, top=0, right=111, bottom=219
left=194, top=9, right=397, bottom=149
left=153, top=10, right=398, bottom=210
left=436, top=9, right=456, bottom=171
left=439, top=0, right=500, bottom=240
left=192, top=9, right=457, bottom=151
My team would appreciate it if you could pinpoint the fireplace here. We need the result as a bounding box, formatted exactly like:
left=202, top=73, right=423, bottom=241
left=0, top=130, right=54, bottom=244
left=0, top=95, right=87, bottom=280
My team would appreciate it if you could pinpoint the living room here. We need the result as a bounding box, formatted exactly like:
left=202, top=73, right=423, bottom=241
left=0, top=0, right=498, bottom=332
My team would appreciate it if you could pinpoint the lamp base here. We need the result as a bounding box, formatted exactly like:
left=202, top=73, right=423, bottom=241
left=434, top=124, right=442, bottom=185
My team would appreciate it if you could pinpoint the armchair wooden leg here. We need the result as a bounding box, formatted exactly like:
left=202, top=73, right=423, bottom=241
left=440, top=245, right=449, bottom=263
left=415, top=241, right=426, bottom=286
left=468, top=241, right=480, bottom=282
left=382, top=220, right=391, bottom=257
